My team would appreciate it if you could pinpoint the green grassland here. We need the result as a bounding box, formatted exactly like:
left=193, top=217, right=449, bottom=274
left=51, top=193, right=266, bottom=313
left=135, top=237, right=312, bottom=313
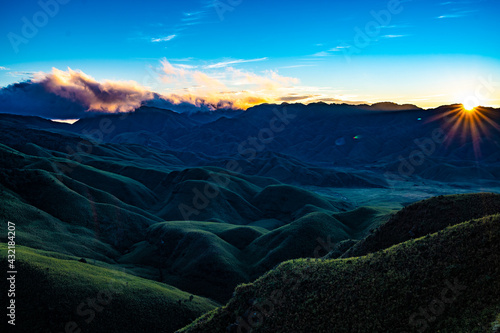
left=343, top=192, right=500, bottom=258
left=179, top=211, right=500, bottom=332
left=0, top=244, right=218, bottom=333
left=0, top=136, right=391, bottom=303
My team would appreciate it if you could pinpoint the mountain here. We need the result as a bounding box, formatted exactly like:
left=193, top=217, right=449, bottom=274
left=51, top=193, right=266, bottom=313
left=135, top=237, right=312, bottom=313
left=3, top=102, right=500, bottom=186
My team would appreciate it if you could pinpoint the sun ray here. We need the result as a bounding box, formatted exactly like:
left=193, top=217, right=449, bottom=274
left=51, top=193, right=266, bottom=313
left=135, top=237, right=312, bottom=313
left=429, top=105, right=500, bottom=159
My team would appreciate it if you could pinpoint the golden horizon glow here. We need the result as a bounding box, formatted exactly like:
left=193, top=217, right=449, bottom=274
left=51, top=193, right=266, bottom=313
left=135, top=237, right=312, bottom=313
left=462, top=100, right=480, bottom=112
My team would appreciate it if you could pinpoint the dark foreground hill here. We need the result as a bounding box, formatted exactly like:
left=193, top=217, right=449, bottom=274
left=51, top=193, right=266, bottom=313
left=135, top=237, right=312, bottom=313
left=341, top=192, right=500, bottom=258
left=178, top=210, right=500, bottom=333
left=0, top=244, right=218, bottom=332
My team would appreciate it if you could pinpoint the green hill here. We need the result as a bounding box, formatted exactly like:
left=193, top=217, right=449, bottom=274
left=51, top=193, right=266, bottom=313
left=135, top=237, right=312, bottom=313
left=178, top=213, right=500, bottom=332
left=244, top=212, right=352, bottom=274
left=0, top=138, right=382, bottom=304
left=0, top=244, right=218, bottom=333
left=343, top=192, right=500, bottom=258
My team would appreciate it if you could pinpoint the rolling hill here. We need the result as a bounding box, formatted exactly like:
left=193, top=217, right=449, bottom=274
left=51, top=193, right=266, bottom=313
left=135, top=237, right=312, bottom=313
left=0, top=244, right=218, bottom=333
left=179, top=206, right=500, bottom=333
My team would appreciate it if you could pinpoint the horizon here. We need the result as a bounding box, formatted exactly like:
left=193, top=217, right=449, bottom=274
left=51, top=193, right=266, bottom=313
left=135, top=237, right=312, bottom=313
left=1, top=0, right=500, bottom=118
left=1, top=99, right=494, bottom=124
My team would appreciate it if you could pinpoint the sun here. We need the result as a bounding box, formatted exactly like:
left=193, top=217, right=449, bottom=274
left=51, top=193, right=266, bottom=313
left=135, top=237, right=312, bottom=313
left=462, top=99, right=479, bottom=111
left=428, top=103, right=500, bottom=159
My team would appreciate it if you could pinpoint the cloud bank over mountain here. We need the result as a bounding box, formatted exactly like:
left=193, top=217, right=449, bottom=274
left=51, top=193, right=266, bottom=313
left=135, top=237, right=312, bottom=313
left=0, top=66, right=296, bottom=119
left=38, top=68, right=154, bottom=113
left=0, top=68, right=156, bottom=119
left=0, top=64, right=413, bottom=119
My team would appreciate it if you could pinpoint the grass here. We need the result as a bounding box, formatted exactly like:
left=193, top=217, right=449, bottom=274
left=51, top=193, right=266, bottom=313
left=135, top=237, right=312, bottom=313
left=121, top=221, right=269, bottom=302
left=344, top=192, right=500, bottom=258
left=0, top=137, right=384, bottom=305
left=179, top=213, right=500, bottom=332
left=0, top=244, right=218, bottom=333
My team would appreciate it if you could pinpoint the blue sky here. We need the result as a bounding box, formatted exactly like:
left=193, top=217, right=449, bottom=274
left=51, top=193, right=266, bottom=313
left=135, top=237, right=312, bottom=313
left=1, top=0, right=500, bottom=108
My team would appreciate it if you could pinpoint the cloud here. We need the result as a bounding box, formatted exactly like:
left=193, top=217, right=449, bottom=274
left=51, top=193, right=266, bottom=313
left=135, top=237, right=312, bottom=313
left=158, top=58, right=299, bottom=92
left=155, top=58, right=300, bottom=109
left=0, top=63, right=297, bottom=118
left=278, top=95, right=319, bottom=102
left=0, top=63, right=361, bottom=119
left=329, top=46, right=351, bottom=52
left=440, top=0, right=485, bottom=5
left=176, top=64, right=198, bottom=69
left=0, top=68, right=155, bottom=118
left=436, top=9, right=478, bottom=19
left=205, top=58, right=268, bottom=69
left=437, top=13, right=462, bottom=18
left=228, top=67, right=299, bottom=91
left=381, top=34, right=406, bottom=38
left=151, top=35, right=176, bottom=42
left=159, top=59, right=189, bottom=82
left=312, top=51, right=330, bottom=57
left=0, top=66, right=9, bottom=70
left=192, top=71, right=226, bottom=89
left=36, top=68, right=154, bottom=113
left=145, top=94, right=270, bottom=113
left=7, top=71, right=37, bottom=78
left=280, top=64, right=316, bottom=69
left=146, top=5, right=210, bottom=44
left=312, top=46, right=352, bottom=57
left=180, top=11, right=206, bottom=26
left=306, top=97, right=368, bottom=105
left=0, top=81, right=87, bottom=119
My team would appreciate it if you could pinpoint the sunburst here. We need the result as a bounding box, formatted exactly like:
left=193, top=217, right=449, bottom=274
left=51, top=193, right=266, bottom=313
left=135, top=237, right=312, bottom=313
left=462, top=100, right=479, bottom=112
left=428, top=104, right=500, bottom=158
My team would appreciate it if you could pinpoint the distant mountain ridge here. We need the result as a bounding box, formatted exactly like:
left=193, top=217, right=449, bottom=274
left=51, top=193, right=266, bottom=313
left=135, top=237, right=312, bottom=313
left=2, top=102, right=499, bottom=185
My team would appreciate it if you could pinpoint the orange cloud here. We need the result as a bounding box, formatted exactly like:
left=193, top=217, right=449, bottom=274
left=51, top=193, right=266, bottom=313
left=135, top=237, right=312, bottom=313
left=35, top=68, right=153, bottom=113
left=156, top=58, right=301, bottom=109
left=26, top=63, right=357, bottom=115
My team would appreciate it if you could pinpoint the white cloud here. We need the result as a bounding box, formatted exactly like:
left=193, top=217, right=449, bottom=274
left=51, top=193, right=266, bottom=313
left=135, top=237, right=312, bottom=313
left=381, top=34, right=406, bottom=38
left=0, top=66, right=10, bottom=70
left=436, top=9, right=478, bottom=19
left=280, top=64, right=316, bottom=69
left=312, top=51, right=330, bottom=57
left=329, top=46, right=351, bottom=52
left=205, top=58, right=268, bottom=69
left=176, top=64, right=198, bottom=69
left=151, top=35, right=176, bottom=42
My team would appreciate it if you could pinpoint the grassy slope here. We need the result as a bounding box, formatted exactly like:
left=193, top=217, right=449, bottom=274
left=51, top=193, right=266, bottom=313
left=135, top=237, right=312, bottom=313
left=179, top=214, right=500, bottom=333
left=119, top=221, right=271, bottom=302
left=0, top=184, right=122, bottom=262
left=120, top=213, right=376, bottom=302
left=1, top=139, right=383, bottom=304
left=344, top=192, right=500, bottom=258
left=0, top=244, right=218, bottom=333
left=244, top=212, right=352, bottom=273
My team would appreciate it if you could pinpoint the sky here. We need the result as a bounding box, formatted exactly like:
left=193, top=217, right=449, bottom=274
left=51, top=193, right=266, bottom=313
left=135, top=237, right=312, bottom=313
left=1, top=0, right=500, bottom=115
